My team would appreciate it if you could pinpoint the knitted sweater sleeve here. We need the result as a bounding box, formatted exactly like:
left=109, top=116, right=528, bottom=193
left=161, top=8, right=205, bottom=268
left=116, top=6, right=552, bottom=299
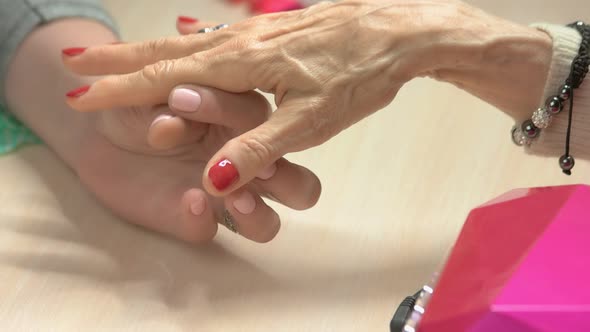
left=526, top=24, right=589, bottom=159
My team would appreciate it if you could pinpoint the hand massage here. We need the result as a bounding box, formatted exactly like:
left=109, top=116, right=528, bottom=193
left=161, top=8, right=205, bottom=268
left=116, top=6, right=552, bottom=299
left=1, top=0, right=588, bottom=330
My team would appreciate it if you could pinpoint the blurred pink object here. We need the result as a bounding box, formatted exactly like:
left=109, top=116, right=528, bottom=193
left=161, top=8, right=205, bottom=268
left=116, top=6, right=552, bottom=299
left=419, top=184, right=590, bottom=332
left=229, top=0, right=319, bottom=13
left=252, top=0, right=303, bottom=13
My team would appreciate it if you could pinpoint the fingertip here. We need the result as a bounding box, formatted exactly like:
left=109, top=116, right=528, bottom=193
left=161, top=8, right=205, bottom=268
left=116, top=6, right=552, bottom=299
left=204, top=157, right=240, bottom=196
left=65, top=86, right=95, bottom=112
left=147, top=115, right=185, bottom=150
left=232, top=191, right=256, bottom=215
left=256, top=163, right=278, bottom=180
left=177, top=15, right=199, bottom=24
left=204, top=126, right=284, bottom=196
left=253, top=158, right=322, bottom=211
left=62, top=47, right=87, bottom=57
left=255, top=210, right=281, bottom=243
left=289, top=159, right=322, bottom=210
left=169, top=86, right=202, bottom=113
left=177, top=16, right=200, bottom=35
left=180, top=189, right=218, bottom=243
left=225, top=191, right=281, bottom=243
left=170, top=85, right=270, bottom=132
left=66, top=85, right=91, bottom=98
left=176, top=19, right=219, bottom=36
left=176, top=22, right=196, bottom=35
left=190, top=195, right=206, bottom=216
left=302, top=172, right=322, bottom=210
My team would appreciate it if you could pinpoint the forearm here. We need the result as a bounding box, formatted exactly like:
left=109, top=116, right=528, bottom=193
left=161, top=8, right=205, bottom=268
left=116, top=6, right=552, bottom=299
left=419, top=3, right=553, bottom=122
left=4, top=19, right=117, bottom=168
left=419, top=2, right=590, bottom=159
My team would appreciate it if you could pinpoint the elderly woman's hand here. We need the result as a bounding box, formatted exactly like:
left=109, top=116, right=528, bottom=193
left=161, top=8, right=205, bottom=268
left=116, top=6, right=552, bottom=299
left=61, top=0, right=551, bottom=197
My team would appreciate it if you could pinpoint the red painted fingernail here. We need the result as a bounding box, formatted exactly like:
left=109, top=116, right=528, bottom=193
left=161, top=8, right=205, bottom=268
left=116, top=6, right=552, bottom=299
left=66, top=85, right=90, bottom=98
left=62, top=47, right=87, bottom=56
left=178, top=16, right=199, bottom=24
left=208, top=159, right=239, bottom=191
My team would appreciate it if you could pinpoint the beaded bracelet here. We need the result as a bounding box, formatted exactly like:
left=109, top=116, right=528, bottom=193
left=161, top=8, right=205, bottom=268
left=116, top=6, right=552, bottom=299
left=512, top=21, right=590, bottom=175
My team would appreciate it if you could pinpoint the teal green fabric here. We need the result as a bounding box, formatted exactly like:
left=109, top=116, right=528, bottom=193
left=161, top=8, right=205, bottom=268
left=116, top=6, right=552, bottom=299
left=0, top=105, right=42, bottom=153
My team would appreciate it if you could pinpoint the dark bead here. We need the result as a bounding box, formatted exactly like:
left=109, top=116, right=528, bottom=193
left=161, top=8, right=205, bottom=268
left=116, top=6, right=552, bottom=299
left=546, top=96, right=563, bottom=114
left=559, top=85, right=572, bottom=101
left=521, top=120, right=539, bottom=138
left=212, top=24, right=230, bottom=31
left=559, top=155, right=575, bottom=172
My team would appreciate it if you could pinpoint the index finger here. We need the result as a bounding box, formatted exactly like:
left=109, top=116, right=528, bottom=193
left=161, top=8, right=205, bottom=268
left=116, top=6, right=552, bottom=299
left=62, top=28, right=236, bottom=76
left=66, top=48, right=256, bottom=111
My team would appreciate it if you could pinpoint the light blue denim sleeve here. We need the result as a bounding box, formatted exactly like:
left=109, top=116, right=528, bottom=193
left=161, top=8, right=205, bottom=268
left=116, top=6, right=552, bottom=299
left=0, top=0, right=119, bottom=153
left=0, top=0, right=119, bottom=102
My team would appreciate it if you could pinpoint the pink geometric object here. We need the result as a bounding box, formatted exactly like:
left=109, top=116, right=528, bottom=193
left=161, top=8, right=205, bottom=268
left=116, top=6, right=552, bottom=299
left=251, top=0, right=303, bottom=13
left=418, top=184, right=590, bottom=332
left=227, top=0, right=322, bottom=14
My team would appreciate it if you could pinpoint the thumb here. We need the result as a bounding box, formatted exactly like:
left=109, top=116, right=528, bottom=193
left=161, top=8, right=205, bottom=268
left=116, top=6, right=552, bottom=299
left=202, top=98, right=325, bottom=196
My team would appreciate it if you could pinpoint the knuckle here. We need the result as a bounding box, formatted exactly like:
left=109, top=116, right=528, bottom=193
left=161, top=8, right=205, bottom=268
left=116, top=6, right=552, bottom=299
left=222, top=36, right=259, bottom=54
left=141, top=60, right=174, bottom=83
left=235, top=134, right=277, bottom=166
left=143, top=37, right=169, bottom=55
left=227, top=36, right=249, bottom=49
left=189, top=51, right=206, bottom=64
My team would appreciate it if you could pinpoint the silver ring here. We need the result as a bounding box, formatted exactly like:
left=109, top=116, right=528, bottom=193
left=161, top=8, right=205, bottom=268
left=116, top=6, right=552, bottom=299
left=222, top=209, right=238, bottom=233
left=198, top=24, right=230, bottom=34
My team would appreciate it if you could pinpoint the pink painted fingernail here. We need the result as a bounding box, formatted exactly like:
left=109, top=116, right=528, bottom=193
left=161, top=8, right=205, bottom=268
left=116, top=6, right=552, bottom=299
left=150, top=114, right=173, bottom=128
left=190, top=196, right=206, bottom=216
left=62, top=47, right=87, bottom=56
left=170, top=88, right=202, bottom=112
left=66, top=85, right=90, bottom=98
left=256, top=163, right=277, bottom=180
left=208, top=159, right=239, bottom=191
left=233, top=191, right=256, bottom=215
left=178, top=16, right=199, bottom=24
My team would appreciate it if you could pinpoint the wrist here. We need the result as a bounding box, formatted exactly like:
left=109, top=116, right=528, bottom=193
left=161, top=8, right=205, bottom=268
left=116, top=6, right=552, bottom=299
left=415, top=3, right=553, bottom=120
left=49, top=96, right=99, bottom=174
left=4, top=19, right=116, bottom=172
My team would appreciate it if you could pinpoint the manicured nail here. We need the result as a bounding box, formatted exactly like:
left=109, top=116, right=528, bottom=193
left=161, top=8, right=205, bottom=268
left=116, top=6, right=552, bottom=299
left=62, top=47, right=87, bottom=56
left=190, top=196, right=206, bottom=216
left=208, top=159, right=239, bottom=191
left=233, top=191, right=256, bottom=215
left=66, top=85, right=90, bottom=98
left=178, top=16, right=199, bottom=24
left=170, top=88, right=202, bottom=112
left=256, top=163, right=277, bottom=180
left=150, top=114, right=174, bottom=128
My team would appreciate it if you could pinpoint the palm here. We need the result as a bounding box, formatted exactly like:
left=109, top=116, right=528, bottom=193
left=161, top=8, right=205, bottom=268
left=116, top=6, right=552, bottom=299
left=76, top=105, right=237, bottom=241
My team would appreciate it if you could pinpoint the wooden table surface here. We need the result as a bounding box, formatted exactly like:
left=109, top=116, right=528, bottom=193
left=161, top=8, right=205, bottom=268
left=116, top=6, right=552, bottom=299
left=0, top=1, right=588, bottom=331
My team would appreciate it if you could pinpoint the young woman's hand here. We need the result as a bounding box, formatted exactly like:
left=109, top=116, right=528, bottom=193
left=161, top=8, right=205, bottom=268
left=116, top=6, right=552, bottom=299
left=75, top=85, right=320, bottom=243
